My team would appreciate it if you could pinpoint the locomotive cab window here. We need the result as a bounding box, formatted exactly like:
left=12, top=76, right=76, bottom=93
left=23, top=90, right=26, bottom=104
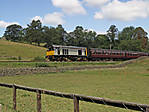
left=49, top=46, right=54, bottom=51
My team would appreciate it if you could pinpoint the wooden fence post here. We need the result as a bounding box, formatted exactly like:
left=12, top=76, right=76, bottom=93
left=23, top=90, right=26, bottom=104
left=37, top=90, right=41, bottom=112
left=73, top=95, right=79, bottom=112
left=13, top=84, right=16, bottom=110
left=0, top=104, right=1, bottom=112
left=146, top=108, right=149, bottom=112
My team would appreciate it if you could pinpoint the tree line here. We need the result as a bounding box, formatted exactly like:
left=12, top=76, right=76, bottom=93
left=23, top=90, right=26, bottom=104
left=2, top=20, right=149, bottom=52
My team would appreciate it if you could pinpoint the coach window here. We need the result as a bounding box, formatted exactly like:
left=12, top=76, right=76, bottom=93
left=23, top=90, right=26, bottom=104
left=94, top=50, right=96, bottom=54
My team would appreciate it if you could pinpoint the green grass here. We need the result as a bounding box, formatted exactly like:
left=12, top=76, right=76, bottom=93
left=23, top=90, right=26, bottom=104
left=0, top=40, right=46, bottom=60
left=0, top=58, right=149, bottom=112
left=0, top=61, right=119, bottom=68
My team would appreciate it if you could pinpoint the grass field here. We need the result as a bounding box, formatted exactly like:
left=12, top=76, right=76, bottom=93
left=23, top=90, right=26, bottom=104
left=0, top=58, right=149, bottom=112
left=0, top=40, right=46, bottom=60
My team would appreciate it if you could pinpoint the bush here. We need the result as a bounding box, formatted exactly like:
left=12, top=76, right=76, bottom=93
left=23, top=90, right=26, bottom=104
left=33, top=56, right=45, bottom=62
left=35, top=63, right=50, bottom=67
left=18, top=56, right=22, bottom=61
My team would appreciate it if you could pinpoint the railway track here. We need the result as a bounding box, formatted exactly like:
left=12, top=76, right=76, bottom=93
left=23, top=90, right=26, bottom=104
left=0, top=61, right=35, bottom=63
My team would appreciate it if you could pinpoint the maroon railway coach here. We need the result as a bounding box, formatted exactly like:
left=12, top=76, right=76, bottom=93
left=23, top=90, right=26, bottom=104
left=88, top=48, right=148, bottom=61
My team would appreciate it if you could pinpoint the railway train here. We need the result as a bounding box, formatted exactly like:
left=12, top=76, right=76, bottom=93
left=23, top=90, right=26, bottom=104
left=46, top=45, right=149, bottom=61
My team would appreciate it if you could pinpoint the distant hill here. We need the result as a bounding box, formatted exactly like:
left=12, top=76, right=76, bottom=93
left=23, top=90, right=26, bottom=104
left=0, top=40, right=47, bottom=60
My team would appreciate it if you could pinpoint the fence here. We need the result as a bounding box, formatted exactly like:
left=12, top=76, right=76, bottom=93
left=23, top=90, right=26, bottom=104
left=0, top=83, right=149, bottom=112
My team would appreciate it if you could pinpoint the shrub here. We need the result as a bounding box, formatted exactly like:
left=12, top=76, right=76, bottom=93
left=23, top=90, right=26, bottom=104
left=35, top=63, right=50, bottom=67
left=18, top=56, right=22, bottom=61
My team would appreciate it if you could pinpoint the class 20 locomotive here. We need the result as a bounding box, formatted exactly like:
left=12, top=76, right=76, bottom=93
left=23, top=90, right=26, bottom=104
left=46, top=45, right=88, bottom=61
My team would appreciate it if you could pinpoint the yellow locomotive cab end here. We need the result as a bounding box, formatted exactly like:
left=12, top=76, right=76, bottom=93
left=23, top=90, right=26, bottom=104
left=46, top=50, right=54, bottom=56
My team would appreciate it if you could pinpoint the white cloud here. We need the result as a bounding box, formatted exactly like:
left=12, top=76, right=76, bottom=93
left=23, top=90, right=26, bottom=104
left=84, top=0, right=109, bottom=7
left=94, top=0, right=149, bottom=21
left=94, top=12, right=104, bottom=19
left=0, top=20, right=19, bottom=28
left=96, top=31, right=107, bottom=35
left=31, top=16, right=43, bottom=23
left=87, top=29, right=107, bottom=35
left=31, top=12, right=65, bottom=26
left=43, top=12, right=64, bottom=25
left=52, top=0, right=86, bottom=15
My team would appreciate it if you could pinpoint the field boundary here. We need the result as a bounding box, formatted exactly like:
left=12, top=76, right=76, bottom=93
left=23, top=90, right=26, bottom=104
left=0, top=56, right=148, bottom=76
left=0, top=83, right=149, bottom=112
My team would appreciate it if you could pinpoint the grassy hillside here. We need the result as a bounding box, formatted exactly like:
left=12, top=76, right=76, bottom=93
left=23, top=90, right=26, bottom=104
left=0, top=40, right=46, bottom=60
left=0, top=58, right=149, bottom=112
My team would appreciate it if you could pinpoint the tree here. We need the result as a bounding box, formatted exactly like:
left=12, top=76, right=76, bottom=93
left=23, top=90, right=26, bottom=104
left=4, top=24, right=23, bottom=41
left=25, top=20, right=43, bottom=46
left=66, top=26, right=85, bottom=47
left=118, top=40, right=142, bottom=51
left=95, top=34, right=110, bottom=49
left=118, top=26, right=148, bottom=51
left=107, top=25, right=118, bottom=49
left=73, top=26, right=85, bottom=47
left=55, top=24, right=67, bottom=45
left=118, top=26, right=135, bottom=41
left=83, top=30, right=96, bottom=48
left=42, top=26, right=57, bottom=47
left=133, top=27, right=148, bottom=49
left=66, top=32, right=76, bottom=46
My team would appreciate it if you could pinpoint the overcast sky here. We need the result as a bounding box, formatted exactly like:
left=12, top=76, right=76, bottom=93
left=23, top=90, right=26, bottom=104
left=0, top=0, right=149, bottom=36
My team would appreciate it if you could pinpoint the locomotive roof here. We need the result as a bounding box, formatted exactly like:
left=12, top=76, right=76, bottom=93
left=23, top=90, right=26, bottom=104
left=52, top=45, right=87, bottom=49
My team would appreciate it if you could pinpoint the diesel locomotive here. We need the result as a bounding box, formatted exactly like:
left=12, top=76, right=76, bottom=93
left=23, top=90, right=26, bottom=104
left=46, top=45, right=87, bottom=61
